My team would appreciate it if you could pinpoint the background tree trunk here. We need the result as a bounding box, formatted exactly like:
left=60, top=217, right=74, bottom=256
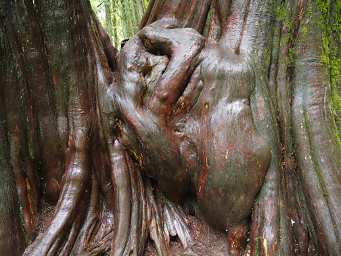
left=0, top=0, right=340, bottom=255
left=92, top=0, right=148, bottom=48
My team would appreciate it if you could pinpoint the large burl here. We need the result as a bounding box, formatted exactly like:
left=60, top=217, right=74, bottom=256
left=189, top=44, right=271, bottom=231
left=112, top=15, right=271, bottom=250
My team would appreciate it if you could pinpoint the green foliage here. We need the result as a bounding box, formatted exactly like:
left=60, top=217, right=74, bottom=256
left=275, top=3, right=293, bottom=30
left=275, top=4, right=287, bottom=22
left=90, top=0, right=149, bottom=48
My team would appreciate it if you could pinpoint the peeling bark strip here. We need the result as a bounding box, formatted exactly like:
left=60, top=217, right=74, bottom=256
left=0, top=0, right=340, bottom=255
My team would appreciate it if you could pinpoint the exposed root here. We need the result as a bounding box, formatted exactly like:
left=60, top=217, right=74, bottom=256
left=24, top=129, right=91, bottom=256
left=147, top=185, right=193, bottom=256
left=110, top=140, right=192, bottom=256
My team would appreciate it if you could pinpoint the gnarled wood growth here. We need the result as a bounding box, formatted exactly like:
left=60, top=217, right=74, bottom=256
left=0, top=0, right=340, bottom=255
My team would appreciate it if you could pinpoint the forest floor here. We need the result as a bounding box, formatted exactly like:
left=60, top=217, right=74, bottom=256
left=144, top=214, right=240, bottom=256
left=31, top=201, right=247, bottom=256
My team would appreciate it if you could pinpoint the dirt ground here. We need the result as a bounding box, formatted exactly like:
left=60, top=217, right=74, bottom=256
left=33, top=201, right=246, bottom=256
left=144, top=214, right=235, bottom=256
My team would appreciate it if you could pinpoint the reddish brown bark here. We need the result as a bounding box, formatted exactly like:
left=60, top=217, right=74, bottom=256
left=0, top=0, right=340, bottom=255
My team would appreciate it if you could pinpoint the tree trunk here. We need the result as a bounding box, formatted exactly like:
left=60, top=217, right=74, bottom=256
left=105, top=1, right=114, bottom=40
left=0, top=0, right=340, bottom=255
